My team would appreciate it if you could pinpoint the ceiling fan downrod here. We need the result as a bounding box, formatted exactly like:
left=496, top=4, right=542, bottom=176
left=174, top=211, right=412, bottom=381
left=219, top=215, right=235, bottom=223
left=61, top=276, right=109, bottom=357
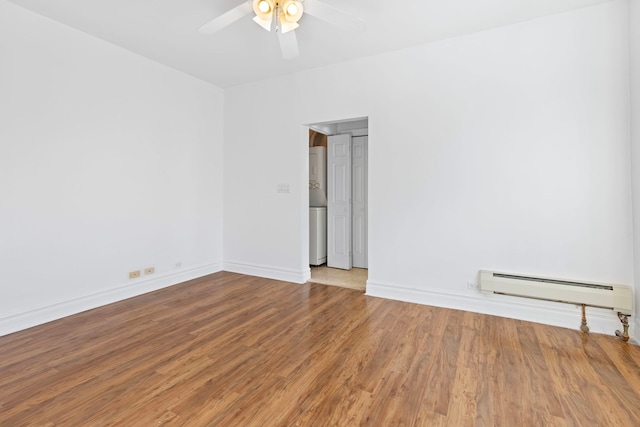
left=275, top=4, right=281, bottom=33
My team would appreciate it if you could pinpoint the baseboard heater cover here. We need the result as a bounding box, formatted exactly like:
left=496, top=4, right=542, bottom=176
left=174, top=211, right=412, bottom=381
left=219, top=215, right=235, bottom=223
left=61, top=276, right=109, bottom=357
left=479, top=270, right=633, bottom=340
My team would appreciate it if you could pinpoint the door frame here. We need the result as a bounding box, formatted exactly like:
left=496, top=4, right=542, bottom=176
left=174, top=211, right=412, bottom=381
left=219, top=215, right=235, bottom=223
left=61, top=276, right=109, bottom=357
left=302, top=116, right=369, bottom=283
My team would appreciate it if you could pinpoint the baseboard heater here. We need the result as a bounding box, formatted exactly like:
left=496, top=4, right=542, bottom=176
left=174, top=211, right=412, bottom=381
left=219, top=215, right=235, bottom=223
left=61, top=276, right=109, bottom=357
left=479, top=270, right=633, bottom=341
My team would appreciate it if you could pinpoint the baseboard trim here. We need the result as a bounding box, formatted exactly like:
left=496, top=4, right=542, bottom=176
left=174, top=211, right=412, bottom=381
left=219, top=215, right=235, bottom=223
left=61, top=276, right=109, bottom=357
left=0, top=262, right=223, bottom=337
left=223, top=261, right=309, bottom=284
left=632, top=317, right=640, bottom=345
left=366, top=280, right=633, bottom=339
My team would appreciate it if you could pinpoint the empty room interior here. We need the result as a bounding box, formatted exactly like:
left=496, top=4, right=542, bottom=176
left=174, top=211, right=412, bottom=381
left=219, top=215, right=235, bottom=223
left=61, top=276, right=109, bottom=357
left=2, top=0, right=640, bottom=425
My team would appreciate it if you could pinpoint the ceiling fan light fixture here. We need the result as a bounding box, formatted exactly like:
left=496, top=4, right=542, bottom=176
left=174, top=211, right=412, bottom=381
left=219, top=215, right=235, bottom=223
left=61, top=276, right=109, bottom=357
left=281, top=1, right=304, bottom=23
left=253, top=0, right=274, bottom=20
left=252, top=15, right=273, bottom=31
left=252, top=0, right=275, bottom=31
left=279, top=21, right=299, bottom=33
left=258, top=0, right=271, bottom=13
left=198, top=0, right=365, bottom=60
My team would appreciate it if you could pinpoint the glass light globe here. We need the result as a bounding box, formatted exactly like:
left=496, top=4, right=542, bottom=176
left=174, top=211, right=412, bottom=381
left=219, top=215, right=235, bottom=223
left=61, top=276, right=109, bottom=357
left=258, top=0, right=270, bottom=13
left=287, top=3, right=298, bottom=15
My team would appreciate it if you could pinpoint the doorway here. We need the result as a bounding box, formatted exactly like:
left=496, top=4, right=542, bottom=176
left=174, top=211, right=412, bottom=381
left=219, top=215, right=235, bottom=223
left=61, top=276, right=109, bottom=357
left=306, top=117, right=368, bottom=292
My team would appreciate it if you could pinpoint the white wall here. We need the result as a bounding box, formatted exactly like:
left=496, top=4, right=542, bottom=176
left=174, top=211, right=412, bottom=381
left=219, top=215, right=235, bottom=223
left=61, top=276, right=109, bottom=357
left=0, top=1, right=224, bottom=335
left=224, top=1, right=634, bottom=336
left=630, top=0, right=640, bottom=336
left=223, top=84, right=310, bottom=282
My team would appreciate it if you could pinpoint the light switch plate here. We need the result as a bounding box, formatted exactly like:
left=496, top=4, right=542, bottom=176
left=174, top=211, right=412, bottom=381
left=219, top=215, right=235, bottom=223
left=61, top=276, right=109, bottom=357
left=277, top=184, right=290, bottom=193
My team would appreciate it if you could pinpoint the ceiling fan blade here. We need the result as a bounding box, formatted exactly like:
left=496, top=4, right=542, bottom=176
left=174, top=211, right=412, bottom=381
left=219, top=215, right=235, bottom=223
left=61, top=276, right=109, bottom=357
left=278, top=31, right=299, bottom=59
left=198, top=1, right=253, bottom=35
left=303, top=0, right=366, bottom=33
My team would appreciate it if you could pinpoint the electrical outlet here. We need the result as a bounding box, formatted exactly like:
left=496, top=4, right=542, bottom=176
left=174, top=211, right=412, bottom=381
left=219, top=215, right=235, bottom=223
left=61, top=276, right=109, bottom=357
left=467, top=282, right=479, bottom=291
left=144, top=267, right=155, bottom=275
left=174, top=261, right=182, bottom=269
left=129, top=270, right=141, bottom=279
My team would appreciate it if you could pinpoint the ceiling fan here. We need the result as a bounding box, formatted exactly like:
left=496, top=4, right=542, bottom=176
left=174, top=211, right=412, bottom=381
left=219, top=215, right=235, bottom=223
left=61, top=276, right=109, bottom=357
left=198, top=0, right=366, bottom=59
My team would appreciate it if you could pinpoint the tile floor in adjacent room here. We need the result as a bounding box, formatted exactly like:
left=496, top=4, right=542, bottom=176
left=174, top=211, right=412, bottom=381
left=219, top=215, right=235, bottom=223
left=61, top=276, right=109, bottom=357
left=308, top=265, right=367, bottom=291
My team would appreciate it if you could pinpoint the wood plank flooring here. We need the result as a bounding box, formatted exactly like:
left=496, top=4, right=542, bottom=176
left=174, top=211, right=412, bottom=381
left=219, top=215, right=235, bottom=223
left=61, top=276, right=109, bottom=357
left=1, top=271, right=640, bottom=426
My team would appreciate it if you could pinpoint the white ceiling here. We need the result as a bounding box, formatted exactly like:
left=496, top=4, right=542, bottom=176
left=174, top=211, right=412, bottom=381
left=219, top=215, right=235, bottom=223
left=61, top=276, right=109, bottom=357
left=8, top=0, right=612, bottom=88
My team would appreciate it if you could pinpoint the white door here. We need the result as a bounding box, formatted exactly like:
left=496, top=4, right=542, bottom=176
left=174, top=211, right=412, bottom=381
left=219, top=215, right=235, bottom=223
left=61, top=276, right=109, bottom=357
left=352, top=136, right=368, bottom=268
left=327, top=134, right=352, bottom=270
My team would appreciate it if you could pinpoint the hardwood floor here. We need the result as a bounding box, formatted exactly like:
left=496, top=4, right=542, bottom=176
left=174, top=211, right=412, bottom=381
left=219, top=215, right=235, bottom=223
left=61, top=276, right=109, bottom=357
left=1, top=272, right=640, bottom=426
